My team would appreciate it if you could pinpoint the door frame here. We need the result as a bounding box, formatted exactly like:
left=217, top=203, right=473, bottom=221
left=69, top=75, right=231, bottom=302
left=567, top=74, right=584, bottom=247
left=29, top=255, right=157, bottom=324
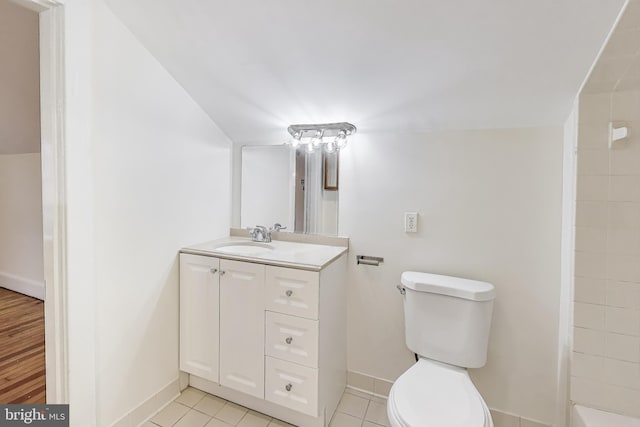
left=11, top=0, right=69, bottom=404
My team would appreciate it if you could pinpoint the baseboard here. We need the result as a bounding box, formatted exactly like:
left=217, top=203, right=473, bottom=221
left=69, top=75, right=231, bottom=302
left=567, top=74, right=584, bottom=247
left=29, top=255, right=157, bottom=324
left=0, top=271, right=45, bottom=300
left=490, top=408, right=551, bottom=427
left=109, top=377, right=180, bottom=427
left=347, top=370, right=551, bottom=427
left=346, top=370, right=393, bottom=398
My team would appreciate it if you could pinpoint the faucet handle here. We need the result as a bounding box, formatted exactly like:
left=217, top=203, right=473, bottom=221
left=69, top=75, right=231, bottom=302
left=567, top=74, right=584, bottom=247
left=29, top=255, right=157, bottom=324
left=246, top=226, right=259, bottom=239
left=271, top=223, right=287, bottom=232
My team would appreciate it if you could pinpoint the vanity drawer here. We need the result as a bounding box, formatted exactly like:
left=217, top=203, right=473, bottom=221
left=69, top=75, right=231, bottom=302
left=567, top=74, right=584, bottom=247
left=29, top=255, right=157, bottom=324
left=266, top=311, right=319, bottom=368
left=265, top=356, right=318, bottom=417
left=265, top=266, right=319, bottom=319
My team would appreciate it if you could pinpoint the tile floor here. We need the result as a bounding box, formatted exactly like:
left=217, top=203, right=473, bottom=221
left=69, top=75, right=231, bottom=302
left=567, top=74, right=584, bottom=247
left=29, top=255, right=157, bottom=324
left=143, top=386, right=390, bottom=427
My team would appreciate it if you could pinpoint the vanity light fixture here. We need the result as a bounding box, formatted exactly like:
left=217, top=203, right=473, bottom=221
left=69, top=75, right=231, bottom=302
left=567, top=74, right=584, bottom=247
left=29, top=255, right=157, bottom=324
left=286, top=122, right=356, bottom=152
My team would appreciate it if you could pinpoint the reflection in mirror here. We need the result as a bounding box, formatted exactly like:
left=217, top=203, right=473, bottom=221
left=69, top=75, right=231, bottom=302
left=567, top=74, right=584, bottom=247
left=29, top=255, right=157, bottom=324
left=241, top=145, right=295, bottom=230
left=240, top=145, right=339, bottom=236
left=324, top=151, right=339, bottom=190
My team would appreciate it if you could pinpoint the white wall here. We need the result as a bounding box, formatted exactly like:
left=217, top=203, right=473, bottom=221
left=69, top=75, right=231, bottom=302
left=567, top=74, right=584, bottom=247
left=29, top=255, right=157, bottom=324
left=0, top=154, right=44, bottom=299
left=0, top=0, right=40, bottom=155
left=340, top=127, right=564, bottom=424
left=59, top=0, right=233, bottom=425
left=61, top=0, right=99, bottom=423
left=92, top=2, right=232, bottom=425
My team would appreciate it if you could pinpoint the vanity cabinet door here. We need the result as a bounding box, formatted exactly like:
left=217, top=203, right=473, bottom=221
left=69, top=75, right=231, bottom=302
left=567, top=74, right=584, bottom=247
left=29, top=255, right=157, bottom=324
left=219, top=260, right=266, bottom=399
left=179, top=253, right=220, bottom=383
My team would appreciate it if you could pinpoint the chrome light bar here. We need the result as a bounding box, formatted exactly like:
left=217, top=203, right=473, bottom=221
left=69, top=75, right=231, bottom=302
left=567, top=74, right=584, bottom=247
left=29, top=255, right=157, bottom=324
left=286, top=122, right=357, bottom=152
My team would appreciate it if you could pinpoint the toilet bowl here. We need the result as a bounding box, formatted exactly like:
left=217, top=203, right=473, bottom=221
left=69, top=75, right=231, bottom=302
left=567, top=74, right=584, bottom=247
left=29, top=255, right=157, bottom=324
left=387, top=358, right=493, bottom=427
left=388, top=271, right=496, bottom=427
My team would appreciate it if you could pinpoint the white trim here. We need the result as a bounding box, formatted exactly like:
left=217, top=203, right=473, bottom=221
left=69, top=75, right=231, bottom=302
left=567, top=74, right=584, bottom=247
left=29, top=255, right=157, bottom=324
left=110, top=378, right=180, bottom=427
left=0, top=272, right=45, bottom=300
left=38, top=0, right=69, bottom=405
left=556, top=98, right=579, bottom=427
left=9, top=0, right=64, bottom=13
left=346, top=370, right=393, bottom=398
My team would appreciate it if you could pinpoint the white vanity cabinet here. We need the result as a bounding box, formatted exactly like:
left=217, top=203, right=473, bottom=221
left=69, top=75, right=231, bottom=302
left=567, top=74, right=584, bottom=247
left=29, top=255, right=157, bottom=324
left=180, top=237, right=347, bottom=427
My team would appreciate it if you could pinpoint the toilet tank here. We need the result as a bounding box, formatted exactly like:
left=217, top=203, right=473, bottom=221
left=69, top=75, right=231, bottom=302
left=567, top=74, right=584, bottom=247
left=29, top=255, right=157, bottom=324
left=400, top=272, right=495, bottom=369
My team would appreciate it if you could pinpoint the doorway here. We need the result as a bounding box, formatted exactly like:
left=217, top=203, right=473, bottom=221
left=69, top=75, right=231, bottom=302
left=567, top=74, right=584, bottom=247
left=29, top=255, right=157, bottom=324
left=2, top=0, right=68, bottom=405
left=0, top=0, right=46, bottom=404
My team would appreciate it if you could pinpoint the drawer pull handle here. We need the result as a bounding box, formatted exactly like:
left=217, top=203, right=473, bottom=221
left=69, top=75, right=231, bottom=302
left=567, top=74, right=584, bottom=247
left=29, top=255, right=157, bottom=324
left=219, top=270, right=226, bottom=276
left=285, top=290, right=293, bottom=297
left=210, top=268, right=218, bottom=274
left=285, top=383, right=292, bottom=392
left=285, top=337, right=293, bottom=344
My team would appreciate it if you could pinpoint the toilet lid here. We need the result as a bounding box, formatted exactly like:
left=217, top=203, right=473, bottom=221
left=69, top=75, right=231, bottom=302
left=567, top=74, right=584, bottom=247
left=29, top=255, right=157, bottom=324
left=389, top=359, right=487, bottom=427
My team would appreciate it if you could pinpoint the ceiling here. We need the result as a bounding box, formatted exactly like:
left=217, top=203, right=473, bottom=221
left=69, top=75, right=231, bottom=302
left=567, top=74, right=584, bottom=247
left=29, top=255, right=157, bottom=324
left=584, top=0, right=640, bottom=93
left=105, top=0, right=626, bottom=144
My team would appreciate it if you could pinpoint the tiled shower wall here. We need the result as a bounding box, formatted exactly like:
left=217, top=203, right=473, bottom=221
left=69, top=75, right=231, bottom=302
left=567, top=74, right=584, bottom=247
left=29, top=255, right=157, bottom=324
left=572, top=89, right=640, bottom=417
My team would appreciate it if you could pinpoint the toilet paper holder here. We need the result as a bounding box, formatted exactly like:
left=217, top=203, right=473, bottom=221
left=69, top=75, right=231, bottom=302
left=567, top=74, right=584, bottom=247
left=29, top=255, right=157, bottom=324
left=356, top=255, right=384, bottom=266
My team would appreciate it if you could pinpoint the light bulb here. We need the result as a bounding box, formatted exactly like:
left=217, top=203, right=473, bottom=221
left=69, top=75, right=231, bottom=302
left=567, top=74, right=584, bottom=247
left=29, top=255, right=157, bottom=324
left=311, top=130, right=323, bottom=147
left=290, top=131, right=302, bottom=147
left=325, top=141, right=336, bottom=153
left=335, top=130, right=348, bottom=149
left=307, top=142, right=315, bottom=153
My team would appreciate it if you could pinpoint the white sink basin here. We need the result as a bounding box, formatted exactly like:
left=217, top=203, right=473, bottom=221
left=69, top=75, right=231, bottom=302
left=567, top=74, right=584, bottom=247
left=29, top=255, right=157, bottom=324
left=214, top=242, right=274, bottom=256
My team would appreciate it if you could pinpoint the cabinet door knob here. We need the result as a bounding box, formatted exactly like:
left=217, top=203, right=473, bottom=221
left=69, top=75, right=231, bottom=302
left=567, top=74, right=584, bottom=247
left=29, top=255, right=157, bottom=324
left=285, top=383, right=292, bottom=392
left=285, top=337, right=293, bottom=344
left=210, top=268, right=218, bottom=274
left=219, top=270, right=226, bottom=276
left=285, top=290, right=293, bottom=297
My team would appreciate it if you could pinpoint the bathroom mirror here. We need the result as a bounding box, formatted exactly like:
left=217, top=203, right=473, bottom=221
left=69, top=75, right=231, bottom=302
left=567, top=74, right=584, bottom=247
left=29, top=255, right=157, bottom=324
left=240, top=145, right=339, bottom=235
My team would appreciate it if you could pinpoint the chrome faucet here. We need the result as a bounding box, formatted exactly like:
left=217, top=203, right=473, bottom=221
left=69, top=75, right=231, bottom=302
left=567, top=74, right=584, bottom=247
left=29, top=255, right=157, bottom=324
left=247, top=223, right=287, bottom=243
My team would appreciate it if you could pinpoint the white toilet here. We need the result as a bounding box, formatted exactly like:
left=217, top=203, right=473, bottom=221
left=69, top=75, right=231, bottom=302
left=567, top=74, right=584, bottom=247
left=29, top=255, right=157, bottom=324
left=387, top=271, right=496, bottom=427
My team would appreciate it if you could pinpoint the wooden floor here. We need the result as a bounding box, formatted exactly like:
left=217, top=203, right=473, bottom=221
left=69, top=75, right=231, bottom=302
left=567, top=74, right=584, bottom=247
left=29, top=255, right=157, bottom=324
left=0, top=287, right=45, bottom=404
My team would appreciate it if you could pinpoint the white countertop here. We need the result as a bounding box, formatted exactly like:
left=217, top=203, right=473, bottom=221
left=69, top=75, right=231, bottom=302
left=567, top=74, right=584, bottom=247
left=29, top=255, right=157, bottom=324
left=181, top=236, right=348, bottom=271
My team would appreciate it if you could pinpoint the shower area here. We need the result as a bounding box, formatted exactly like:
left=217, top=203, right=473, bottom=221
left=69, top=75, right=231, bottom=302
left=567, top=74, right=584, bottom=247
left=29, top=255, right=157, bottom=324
left=571, top=0, right=640, bottom=424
